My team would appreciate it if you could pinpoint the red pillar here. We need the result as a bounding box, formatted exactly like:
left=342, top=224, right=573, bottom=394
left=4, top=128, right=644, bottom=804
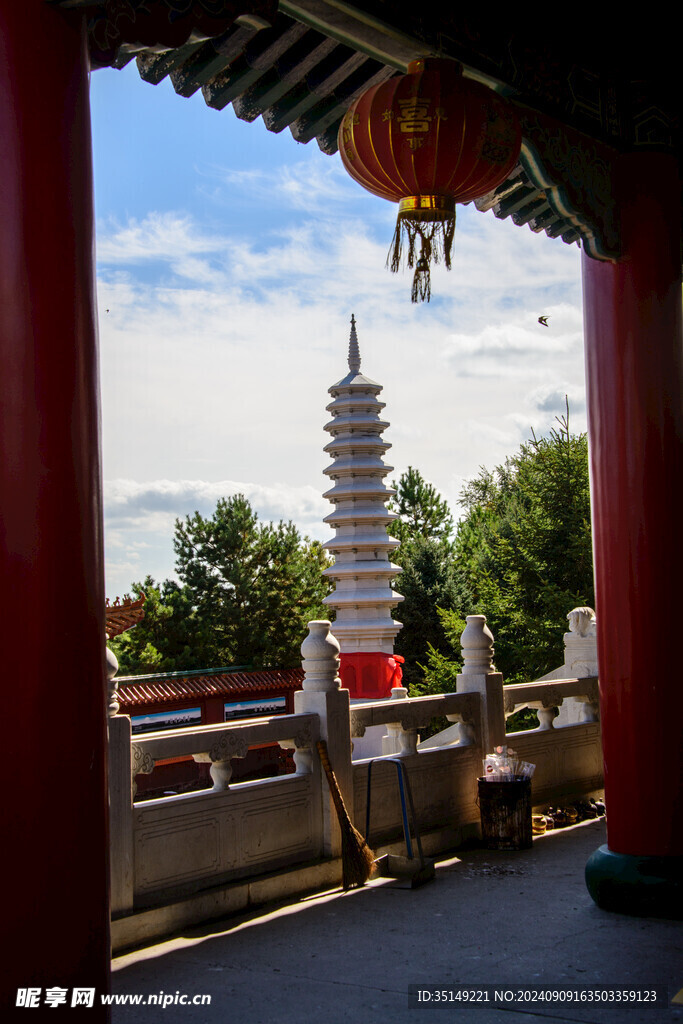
left=582, top=152, right=683, bottom=915
left=0, top=1, right=111, bottom=1010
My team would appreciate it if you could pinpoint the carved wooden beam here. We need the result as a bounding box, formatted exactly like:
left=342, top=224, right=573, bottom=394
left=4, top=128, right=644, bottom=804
left=519, top=108, right=620, bottom=260
left=51, top=0, right=277, bottom=68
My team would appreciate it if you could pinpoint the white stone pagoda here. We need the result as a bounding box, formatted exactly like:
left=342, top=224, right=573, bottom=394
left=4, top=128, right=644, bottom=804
left=321, top=316, right=403, bottom=696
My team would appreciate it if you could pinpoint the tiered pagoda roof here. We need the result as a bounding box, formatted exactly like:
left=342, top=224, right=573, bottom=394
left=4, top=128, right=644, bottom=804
left=322, top=316, right=403, bottom=653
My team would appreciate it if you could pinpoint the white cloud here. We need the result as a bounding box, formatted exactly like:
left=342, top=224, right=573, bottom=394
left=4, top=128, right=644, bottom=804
left=91, top=65, right=590, bottom=600
left=205, top=156, right=361, bottom=213
left=103, top=478, right=330, bottom=597
left=98, top=198, right=587, bottom=598
left=97, top=212, right=226, bottom=264
left=527, top=383, right=586, bottom=418
left=105, top=477, right=326, bottom=526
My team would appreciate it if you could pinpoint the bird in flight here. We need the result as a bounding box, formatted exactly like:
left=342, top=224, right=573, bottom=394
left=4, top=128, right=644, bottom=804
left=538, top=315, right=549, bottom=327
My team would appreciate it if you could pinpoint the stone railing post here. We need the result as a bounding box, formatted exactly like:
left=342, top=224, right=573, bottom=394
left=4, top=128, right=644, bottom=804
left=457, top=615, right=505, bottom=753
left=107, top=645, right=134, bottom=917
left=294, top=621, right=352, bottom=858
left=382, top=684, right=408, bottom=755
left=192, top=733, right=249, bottom=791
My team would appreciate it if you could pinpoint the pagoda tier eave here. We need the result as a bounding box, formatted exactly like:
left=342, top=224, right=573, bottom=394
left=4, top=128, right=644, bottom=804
left=324, top=438, right=391, bottom=454
left=322, top=561, right=402, bottom=578
left=324, top=591, right=404, bottom=607
left=326, top=397, right=386, bottom=415
left=323, top=483, right=396, bottom=501
left=327, top=621, right=403, bottom=639
left=324, top=416, right=390, bottom=433
left=323, top=508, right=399, bottom=526
left=324, top=459, right=394, bottom=477
left=323, top=536, right=400, bottom=554
left=329, top=377, right=382, bottom=393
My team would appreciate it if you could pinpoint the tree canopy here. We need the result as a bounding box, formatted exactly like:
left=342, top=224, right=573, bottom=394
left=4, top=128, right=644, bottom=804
left=453, top=409, right=593, bottom=684
left=388, top=414, right=593, bottom=697
left=393, top=536, right=464, bottom=690
left=388, top=465, right=454, bottom=548
left=109, top=495, right=330, bottom=675
left=387, top=467, right=461, bottom=689
left=108, top=576, right=198, bottom=676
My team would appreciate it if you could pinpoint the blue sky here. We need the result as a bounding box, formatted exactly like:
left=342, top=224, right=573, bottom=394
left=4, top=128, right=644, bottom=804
left=90, top=60, right=586, bottom=600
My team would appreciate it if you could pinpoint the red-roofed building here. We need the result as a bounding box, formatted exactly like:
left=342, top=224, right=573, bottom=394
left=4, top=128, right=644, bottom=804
left=117, top=666, right=304, bottom=795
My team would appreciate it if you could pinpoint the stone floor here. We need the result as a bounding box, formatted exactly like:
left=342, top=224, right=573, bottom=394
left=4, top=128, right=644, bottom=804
left=112, top=819, right=683, bottom=1023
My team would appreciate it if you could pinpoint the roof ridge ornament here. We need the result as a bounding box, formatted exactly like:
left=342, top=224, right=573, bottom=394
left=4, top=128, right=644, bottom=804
left=348, top=314, right=361, bottom=374
left=105, top=592, right=146, bottom=640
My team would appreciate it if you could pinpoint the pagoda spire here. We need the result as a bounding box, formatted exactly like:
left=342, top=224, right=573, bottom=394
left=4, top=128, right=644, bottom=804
left=321, top=318, right=403, bottom=698
left=348, top=313, right=361, bottom=374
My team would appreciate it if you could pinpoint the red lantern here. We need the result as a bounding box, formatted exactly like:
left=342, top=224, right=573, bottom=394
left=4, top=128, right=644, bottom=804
left=338, top=58, right=521, bottom=301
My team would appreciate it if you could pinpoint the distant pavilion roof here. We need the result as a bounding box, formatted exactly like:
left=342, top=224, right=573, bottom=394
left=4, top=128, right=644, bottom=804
left=105, top=594, right=146, bottom=640
left=116, top=665, right=304, bottom=708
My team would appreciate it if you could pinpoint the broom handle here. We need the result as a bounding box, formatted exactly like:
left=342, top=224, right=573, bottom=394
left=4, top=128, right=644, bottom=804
left=316, top=740, right=354, bottom=830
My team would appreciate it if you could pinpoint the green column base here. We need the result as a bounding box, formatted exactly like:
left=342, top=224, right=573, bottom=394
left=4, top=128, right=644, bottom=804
left=586, top=845, right=683, bottom=919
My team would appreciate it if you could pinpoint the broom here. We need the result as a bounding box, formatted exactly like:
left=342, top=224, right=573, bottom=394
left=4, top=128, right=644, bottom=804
left=316, top=740, right=376, bottom=890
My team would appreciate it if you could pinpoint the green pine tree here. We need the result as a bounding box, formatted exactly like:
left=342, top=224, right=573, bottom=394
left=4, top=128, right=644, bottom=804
left=111, top=495, right=331, bottom=675
left=455, top=405, right=593, bottom=685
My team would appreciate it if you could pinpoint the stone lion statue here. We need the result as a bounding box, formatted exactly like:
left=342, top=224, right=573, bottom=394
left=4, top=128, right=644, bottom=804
left=567, top=606, right=597, bottom=637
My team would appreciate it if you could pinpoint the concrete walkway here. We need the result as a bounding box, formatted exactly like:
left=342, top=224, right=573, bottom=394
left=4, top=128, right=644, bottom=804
left=112, top=819, right=683, bottom=1023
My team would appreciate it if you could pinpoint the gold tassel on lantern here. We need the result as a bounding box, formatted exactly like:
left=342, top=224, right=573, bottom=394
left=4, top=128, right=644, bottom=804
left=386, top=196, right=456, bottom=303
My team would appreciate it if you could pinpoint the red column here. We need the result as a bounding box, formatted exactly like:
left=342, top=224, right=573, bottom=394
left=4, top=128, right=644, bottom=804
left=0, top=1, right=111, bottom=1010
left=582, top=153, right=683, bottom=914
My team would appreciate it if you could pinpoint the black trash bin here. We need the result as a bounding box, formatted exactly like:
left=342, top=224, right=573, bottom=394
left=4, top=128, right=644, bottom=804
left=477, top=777, right=532, bottom=850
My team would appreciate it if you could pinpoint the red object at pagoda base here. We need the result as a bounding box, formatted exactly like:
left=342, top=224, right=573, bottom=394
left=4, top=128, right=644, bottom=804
left=340, top=652, right=404, bottom=699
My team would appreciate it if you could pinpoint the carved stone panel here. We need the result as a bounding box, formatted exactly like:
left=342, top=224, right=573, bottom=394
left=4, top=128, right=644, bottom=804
left=241, top=795, right=314, bottom=862
left=134, top=808, right=227, bottom=893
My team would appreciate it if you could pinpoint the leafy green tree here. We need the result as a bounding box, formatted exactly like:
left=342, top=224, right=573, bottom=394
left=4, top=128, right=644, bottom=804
left=110, top=496, right=331, bottom=675
left=388, top=466, right=454, bottom=549
left=387, top=468, right=460, bottom=691
left=173, top=494, right=330, bottom=668
left=454, top=407, right=593, bottom=685
left=413, top=606, right=465, bottom=695
left=393, top=536, right=463, bottom=691
left=108, top=576, right=200, bottom=675
left=409, top=605, right=466, bottom=738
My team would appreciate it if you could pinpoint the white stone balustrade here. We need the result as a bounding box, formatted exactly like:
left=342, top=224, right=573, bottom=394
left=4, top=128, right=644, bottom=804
left=502, top=676, right=602, bottom=807
left=131, top=713, right=319, bottom=792
left=300, top=619, right=342, bottom=691
left=350, top=691, right=480, bottom=756
left=106, top=644, right=120, bottom=717
left=503, top=677, right=600, bottom=729
left=295, top=620, right=352, bottom=857
left=109, top=613, right=605, bottom=954
left=534, top=607, right=599, bottom=726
